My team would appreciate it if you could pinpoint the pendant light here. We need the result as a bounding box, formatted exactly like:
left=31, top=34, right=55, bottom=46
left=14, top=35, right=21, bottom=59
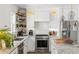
left=27, top=8, right=33, bottom=16
left=50, top=7, right=56, bottom=16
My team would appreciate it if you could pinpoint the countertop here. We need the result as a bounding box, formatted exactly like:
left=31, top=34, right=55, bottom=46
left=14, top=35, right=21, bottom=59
left=55, top=44, right=79, bottom=54
left=50, top=36, right=79, bottom=54
left=0, top=36, right=28, bottom=54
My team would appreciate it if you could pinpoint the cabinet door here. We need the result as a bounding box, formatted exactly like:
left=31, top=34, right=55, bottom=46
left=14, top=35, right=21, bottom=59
left=10, top=48, right=17, bottom=54
left=24, top=39, right=27, bottom=54
left=27, top=36, right=35, bottom=52
left=50, top=36, right=58, bottom=54
left=24, top=40, right=27, bottom=54
left=24, top=45, right=27, bottom=54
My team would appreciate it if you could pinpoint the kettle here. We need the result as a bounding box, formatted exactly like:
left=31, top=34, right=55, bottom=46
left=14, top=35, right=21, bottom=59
left=29, top=30, right=33, bottom=36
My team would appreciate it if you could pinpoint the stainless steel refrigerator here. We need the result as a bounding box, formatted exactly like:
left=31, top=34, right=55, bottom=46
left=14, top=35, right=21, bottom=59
left=62, top=20, right=78, bottom=44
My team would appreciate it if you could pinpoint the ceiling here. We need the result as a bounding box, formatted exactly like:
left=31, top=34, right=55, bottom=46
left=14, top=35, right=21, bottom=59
left=14, top=4, right=79, bottom=9
left=14, top=4, right=27, bottom=8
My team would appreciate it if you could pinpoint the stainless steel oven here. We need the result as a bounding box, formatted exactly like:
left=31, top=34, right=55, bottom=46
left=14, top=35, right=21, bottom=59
left=35, top=34, right=49, bottom=50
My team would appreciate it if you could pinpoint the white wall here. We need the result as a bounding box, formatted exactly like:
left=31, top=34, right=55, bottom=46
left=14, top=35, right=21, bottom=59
left=26, top=5, right=61, bottom=36
left=26, top=5, right=61, bottom=52
left=0, top=4, right=17, bottom=31
left=0, top=5, right=10, bottom=29
left=34, top=22, right=49, bottom=34
left=26, top=5, right=79, bottom=52
left=26, top=4, right=79, bottom=39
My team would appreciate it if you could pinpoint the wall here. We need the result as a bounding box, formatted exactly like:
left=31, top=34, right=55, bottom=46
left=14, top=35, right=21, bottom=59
left=26, top=5, right=79, bottom=52
left=0, top=4, right=17, bottom=31
left=26, top=4, right=79, bottom=41
left=34, top=22, right=49, bottom=34
left=0, top=4, right=10, bottom=29
left=26, top=5, right=61, bottom=36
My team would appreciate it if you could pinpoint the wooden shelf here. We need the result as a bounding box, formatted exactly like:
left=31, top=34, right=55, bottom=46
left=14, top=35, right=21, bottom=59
left=16, top=12, right=26, bottom=17
left=16, top=8, right=27, bottom=36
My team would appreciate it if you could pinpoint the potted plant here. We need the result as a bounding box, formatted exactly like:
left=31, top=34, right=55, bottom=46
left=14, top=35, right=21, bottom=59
left=0, top=29, right=13, bottom=49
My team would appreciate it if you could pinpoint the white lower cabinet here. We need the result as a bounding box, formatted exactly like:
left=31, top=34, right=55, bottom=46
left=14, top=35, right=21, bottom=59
left=49, top=36, right=58, bottom=54
left=23, top=39, right=27, bottom=54
left=10, top=48, right=18, bottom=54
left=24, top=45, right=27, bottom=54
left=27, top=36, right=35, bottom=52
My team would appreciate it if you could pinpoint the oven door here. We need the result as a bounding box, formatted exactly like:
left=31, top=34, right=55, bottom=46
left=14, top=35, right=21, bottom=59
left=36, top=40, right=48, bottom=49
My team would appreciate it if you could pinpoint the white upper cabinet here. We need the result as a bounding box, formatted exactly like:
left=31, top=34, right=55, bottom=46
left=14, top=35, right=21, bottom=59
left=34, top=9, right=50, bottom=22
left=27, top=5, right=50, bottom=22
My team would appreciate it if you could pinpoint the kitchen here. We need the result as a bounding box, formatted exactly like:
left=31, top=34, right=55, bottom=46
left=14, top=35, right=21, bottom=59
left=0, top=4, right=79, bottom=54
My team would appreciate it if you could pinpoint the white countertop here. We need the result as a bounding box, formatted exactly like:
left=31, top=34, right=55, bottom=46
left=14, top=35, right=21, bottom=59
left=50, top=36, right=79, bottom=54
left=55, top=44, right=79, bottom=54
